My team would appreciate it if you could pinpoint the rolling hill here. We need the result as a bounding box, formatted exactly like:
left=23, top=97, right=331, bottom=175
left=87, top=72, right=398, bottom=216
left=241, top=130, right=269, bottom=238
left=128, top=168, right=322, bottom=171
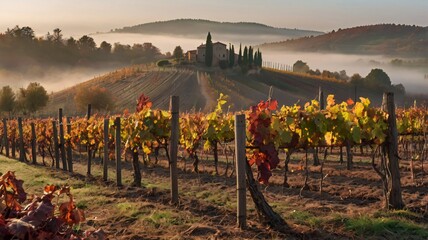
left=260, top=24, right=428, bottom=57
left=39, top=64, right=403, bottom=117
left=111, top=19, right=323, bottom=39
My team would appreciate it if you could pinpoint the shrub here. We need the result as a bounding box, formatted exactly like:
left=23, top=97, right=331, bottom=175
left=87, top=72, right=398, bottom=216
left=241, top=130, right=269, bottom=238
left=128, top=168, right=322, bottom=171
left=74, top=86, right=114, bottom=111
left=157, top=59, right=171, bottom=67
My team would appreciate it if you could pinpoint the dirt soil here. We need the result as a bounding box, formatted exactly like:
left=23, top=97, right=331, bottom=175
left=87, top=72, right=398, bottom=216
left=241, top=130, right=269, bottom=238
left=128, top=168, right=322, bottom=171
left=1, top=147, right=427, bottom=239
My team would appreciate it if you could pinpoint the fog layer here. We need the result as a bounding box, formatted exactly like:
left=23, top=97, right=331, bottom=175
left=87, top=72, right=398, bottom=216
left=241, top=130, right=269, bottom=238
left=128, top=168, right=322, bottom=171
left=1, top=33, right=426, bottom=95
left=0, top=66, right=118, bottom=93
left=263, top=51, right=428, bottom=94
left=91, top=33, right=289, bottom=53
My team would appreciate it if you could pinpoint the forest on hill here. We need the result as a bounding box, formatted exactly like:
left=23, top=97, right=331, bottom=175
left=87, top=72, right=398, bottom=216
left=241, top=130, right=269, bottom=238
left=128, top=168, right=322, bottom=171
left=260, top=24, right=428, bottom=57
left=0, top=25, right=164, bottom=74
left=112, top=19, right=323, bottom=38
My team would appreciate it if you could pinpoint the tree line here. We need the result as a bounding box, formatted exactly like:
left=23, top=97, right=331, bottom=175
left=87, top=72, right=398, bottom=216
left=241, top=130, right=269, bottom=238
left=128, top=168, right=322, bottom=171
left=0, top=25, right=164, bottom=72
left=292, top=60, right=405, bottom=94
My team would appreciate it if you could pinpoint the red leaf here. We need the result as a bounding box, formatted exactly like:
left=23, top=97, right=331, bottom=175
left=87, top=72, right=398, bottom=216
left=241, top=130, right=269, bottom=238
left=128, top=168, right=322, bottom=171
left=346, top=98, right=355, bottom=106
left=44, top=185, right=57, bottom=195
left=246, top=99, right=280, bottom=184
left=1, top=171, right=27, bottom=203
left=136, top=93, right=153, bottom=112
left=268, top=100, right=278, bottom=111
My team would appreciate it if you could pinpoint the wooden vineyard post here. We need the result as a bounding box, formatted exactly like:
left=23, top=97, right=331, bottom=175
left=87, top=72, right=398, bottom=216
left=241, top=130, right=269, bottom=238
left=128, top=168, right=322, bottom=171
left=11, top=133, right=16, bottom=159
left=346, top=139, right=353, bottom=170
left=3, top=119, right=9, bottom=157
left=30, top=122, right=37, bottom=164
left=318, top=86, right=325, bottom=110
left=313, top=86, right=324, bottom=166
left=235, top=114, right=246, bottom=229
left=383, top=92, right=404, bottom=209
left=87, top=104, right=92, bottom=120
left=66, top=117, right=73, bottom=173
left=103, top=118, right=109, bottom=182
left=59, top=109, right=67, bottom=171
left=87, top=104, right=92, bottom=176
left=115, top=117, right=122, bottom=187
left=18, top=117, right=25, bottom=162
left=169, top=96, right=179, bottom=205
left=52, top=120, right=60, bottom=169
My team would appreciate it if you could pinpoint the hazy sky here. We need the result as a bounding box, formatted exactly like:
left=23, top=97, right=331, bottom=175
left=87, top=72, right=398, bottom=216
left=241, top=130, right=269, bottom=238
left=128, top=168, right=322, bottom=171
left=1, top=0, right=427, bottom=37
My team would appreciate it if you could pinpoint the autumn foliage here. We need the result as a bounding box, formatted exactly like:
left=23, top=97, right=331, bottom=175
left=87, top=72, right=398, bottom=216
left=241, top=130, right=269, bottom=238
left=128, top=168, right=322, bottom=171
left=0, top=171, right=105, bottom=240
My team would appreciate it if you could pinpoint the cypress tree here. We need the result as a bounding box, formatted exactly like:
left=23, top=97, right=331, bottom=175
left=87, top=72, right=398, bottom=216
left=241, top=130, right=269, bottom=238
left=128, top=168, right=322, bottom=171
left=228, top=43, right=231, bottom=65
left=248, top=46, right=253, bottom=66
left=238, top=43, right=242, bottom=66
left=232, top=45, right=235, bottom=66
left=254, top=50, right=258, bottom=67
left=229, top=44, right=235, bottom=67
left=243, top=46, right=248, bottom=65
left=205, top=32, right=213, bottom=67
left=258, top=51, right=263, bottom=67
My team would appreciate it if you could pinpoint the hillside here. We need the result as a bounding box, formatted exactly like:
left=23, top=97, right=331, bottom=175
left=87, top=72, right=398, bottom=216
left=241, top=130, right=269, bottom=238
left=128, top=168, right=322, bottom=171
left=112, top=19, right=323, bottom=39
left=40, top=64, right=406, bottom=117
left=260, top=24, right=428, bottom=57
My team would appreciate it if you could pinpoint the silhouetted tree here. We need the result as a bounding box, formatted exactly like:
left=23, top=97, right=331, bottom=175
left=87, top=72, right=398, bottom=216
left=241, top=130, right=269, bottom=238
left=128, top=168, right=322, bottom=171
left=78, top=35, right=96, bottom=56
left=52, top=28, right=62, bottom=43
left=173, top=45, right=184, bottom=62
left=243, top=46, right=248, bottom=65
left=66, top=37, right=78, bottom=49
left=17, top=82, right=48, bottom=114
left=258, top=50, right=262, bottom=67
left=364, top=68, right=391, bottom=88
left=393, top=83, right=406, bottom=95
left=6, top=26, right=35, bottom=40
left=229, top=44, right=235, bottom=67
left=205, top=32, right=213, bottom=67
left=248, top=46, right=253, bottom=66
left=100, top=41, right=112, bottom=54
left=238, top=43, right=242, bottom=66
left=75, top=86, right=114, bottom=112
left=0, top=86, right=15, bottom=115
left=350, top=73, right=362, bottom=84
left=113, top=43, right=131, bottom=60
left=293, top=60, right=310, bottom=73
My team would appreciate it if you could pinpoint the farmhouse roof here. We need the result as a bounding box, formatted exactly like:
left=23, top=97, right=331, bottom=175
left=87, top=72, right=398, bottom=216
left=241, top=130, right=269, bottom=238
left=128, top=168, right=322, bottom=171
left=213, top=41, right=226, bottom=46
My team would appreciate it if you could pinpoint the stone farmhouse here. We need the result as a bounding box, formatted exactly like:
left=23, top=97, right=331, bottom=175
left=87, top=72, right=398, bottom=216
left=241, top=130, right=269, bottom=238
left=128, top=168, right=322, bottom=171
left=186, top=41, right=231, bottom=66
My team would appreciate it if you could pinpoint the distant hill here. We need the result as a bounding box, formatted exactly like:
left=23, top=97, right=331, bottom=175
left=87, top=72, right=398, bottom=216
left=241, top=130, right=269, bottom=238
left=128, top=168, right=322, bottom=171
left=112, top=19, right=323, bottom=39
left=260, top=24, right=428, bottom=57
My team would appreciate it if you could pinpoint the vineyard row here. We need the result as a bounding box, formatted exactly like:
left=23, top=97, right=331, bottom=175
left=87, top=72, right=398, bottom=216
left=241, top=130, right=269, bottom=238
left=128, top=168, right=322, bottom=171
left=0, top=92, right=426, bottom=227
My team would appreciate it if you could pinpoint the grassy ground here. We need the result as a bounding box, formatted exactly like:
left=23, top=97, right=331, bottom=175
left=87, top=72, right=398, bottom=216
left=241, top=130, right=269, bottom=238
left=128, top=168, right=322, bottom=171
left=0, top=153, right=427, bottom=239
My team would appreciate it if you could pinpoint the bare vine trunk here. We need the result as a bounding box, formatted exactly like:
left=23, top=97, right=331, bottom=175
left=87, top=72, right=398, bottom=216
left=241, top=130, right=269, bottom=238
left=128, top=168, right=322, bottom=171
left=213, top=141, right=219, bottom=175
left=246, top=161, right=287, bottom=231
left=283, top=150, right=292, bottom=188
left=192, top=152, right=199, bottom=173
left=132, top=150, right=142, bottom=187
left=346, top=140, right=353, bottom=170
left=313, top=148, right=320, bottom=166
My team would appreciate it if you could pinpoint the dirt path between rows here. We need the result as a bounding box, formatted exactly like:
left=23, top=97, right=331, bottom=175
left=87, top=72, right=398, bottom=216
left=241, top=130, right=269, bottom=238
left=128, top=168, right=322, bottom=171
left=197, top=70, right=217, bottom=112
